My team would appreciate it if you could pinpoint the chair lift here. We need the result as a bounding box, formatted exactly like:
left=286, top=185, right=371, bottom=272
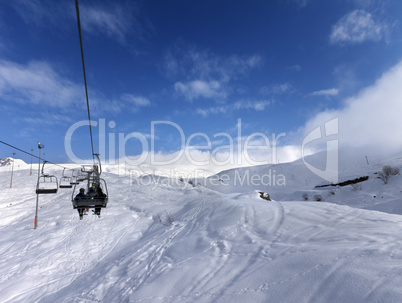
left=71, top=154, right=108, bottom=219
left=59, top=168, right=73, bottom=188
left=76, top=169, right=87, bottom=182
left=70, top=169, right=80, bottom=185
left=36, top=161, right=58, bottom=194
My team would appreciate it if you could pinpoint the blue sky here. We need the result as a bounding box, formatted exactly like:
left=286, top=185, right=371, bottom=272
left=1, top=0, right=402, bottom=169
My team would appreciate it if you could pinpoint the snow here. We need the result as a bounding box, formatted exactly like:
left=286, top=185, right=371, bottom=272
left=1, top=151, right=402, bottom=302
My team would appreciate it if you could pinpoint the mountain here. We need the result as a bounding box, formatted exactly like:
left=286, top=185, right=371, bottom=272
left=0, top=157, right=14, bottom=167
left=0, top=157, right=28, bottom=167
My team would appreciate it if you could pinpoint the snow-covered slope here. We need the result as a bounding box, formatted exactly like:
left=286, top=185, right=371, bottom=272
left=203, top=149, right=402, bottom=210
left=1, top=152, right=402, bottom=302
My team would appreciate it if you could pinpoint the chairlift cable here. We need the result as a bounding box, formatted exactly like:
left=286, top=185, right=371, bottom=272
left=75, top=0, right=96, bottom=164
left=72, top=1, right=109, bottom=220
left=0, top=140, right=72, bottom=171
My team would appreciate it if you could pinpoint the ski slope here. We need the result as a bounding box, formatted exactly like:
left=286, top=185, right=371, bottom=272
left=1, top=153, right=402, bottom=303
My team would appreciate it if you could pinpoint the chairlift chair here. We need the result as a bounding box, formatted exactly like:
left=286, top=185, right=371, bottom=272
left=76, top=171, right=87, bottom=182
left=70, top=169, right=80, bottom=185
left=36, top=161, right=58, bottom=194
left=76, top=165, right=95, bottom=182
left=71, top=178, right=108, bottom=208
left=81, top=164, right=98, bottom=173
left=71, top=155, right=108, bottom=219
left=70, top=176, right=79, bottom=185
left=59, top=168, right=73, bottom=188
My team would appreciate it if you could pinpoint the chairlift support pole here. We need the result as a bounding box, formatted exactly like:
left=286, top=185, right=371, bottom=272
left=30, top=149, right=33, bottom=175
left=10, top=152, right=15, bottom=188
left=34, top=142, right=44, bottom=229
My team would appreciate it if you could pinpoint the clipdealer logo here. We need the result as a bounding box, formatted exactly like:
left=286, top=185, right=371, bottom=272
left=301, top=118, right=339, bottom=183
left=64, top=118, right=339, bottom=184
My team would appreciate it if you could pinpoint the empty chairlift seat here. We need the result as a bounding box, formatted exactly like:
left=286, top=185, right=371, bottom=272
left=36, top=161, right=58, bottom=194
left=70, top=169, right=80, bottom=185
left=59, top=168, right=73, bottom=189
left=36, top=175, right=58, bottom=194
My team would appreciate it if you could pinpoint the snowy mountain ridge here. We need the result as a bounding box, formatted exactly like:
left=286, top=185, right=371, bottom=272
left=0, top=157, right=27, bottom=168
left=0, top=158, right=14, bottom=167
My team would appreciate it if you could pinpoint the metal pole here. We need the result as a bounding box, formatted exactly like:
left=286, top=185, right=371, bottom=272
left=34, top=142, right=44, bottom=229
left=10, top=152, right=15, bottom=188
left=30, top=149, right=33, bottom=175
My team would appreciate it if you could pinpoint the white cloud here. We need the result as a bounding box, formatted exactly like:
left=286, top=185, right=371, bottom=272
left=164, top=47, right=262, bottom=82
left=120, top=94, right=151, bottom=108
left=233, top=100, right=271, bottom=111
left=174, top=80, right=226, bottom=101
left=103, top=94, right=151, bottom=114
left=6, top=0, right=139, bottom=44
left=261, top=83, right=293, bottom=95
left=310, top=88, right=339, bottom=97
left=196, top=106, right=228, bottom=117
left=330, top=10, right=387, bottom=45
left=5, top=0, right=70, bottom=27
left=301, top=61, right=402, bottom=154
left=196, top=100, right=271, bottom=117
left=164, top=45, right=263, bottom=102
left=0, top=60, right=82, bottom=109
left=80, top=4, right=134, bottom=43
left=0, top=60, right=150, bottom=118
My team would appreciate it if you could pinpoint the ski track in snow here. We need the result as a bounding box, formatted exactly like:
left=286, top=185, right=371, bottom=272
left=1, top=159, right=402, bottom=302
